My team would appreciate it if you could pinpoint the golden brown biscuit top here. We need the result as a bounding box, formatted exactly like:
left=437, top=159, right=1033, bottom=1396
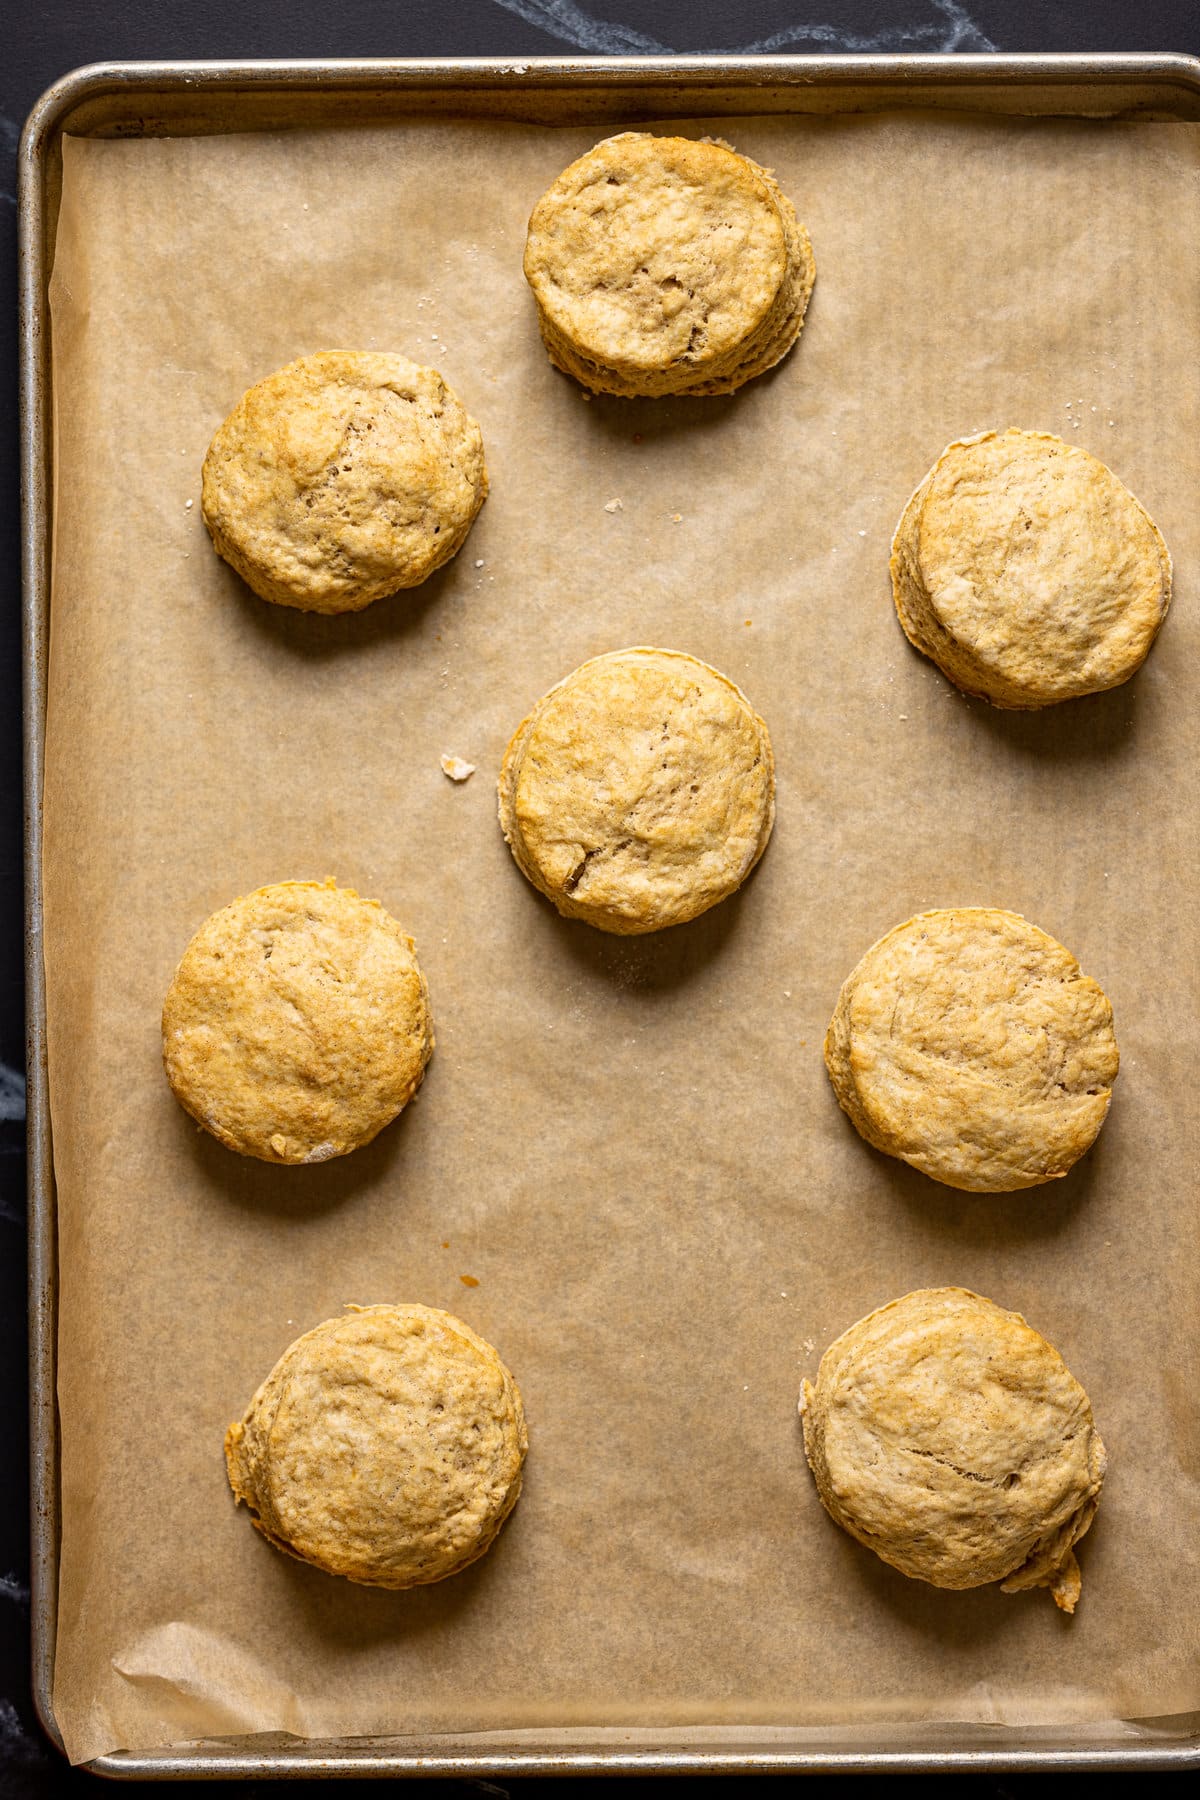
left=909, top=429, right=1170, bottom=701
left=201, top=350, right=487, bottom=612
left=524, top=133, right=789, bottom=377
left=226, top=1305, right=527, bottom=1589
left=501, top=648, right=774, bottom=933
left=162, top=879, right=432, bottom=1163
left=832, top=908, right=1117, bottom=1191
left=802, top=1287, right=1105, bottom=1606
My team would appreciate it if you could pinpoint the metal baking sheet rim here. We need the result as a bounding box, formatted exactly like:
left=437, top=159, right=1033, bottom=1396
left=19, top=52, right=1200, bottom=1779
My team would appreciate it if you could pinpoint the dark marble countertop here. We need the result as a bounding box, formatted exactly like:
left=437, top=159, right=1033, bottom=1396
left=4, top=3, right=1197, bottom=1791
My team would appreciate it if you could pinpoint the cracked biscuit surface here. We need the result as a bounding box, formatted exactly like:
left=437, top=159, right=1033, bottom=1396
left=801, top=1287, right=1106, bottom=1613
left=824, top=908, right=1118, bottom=1192
left=523, top=132, right=815, bottom=397
left=891, top=428, right=1170, bottom=707
left=226, top=1304, right=527, bottom=1588
left=162, top=879, right=432, bottom=1164
left=498, top=647, right=775, bottom=934
left=201, top=351, right=487, bottom=612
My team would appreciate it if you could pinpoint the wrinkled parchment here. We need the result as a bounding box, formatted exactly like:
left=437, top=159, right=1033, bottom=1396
left=43, top=110, right=1200, bottom=1765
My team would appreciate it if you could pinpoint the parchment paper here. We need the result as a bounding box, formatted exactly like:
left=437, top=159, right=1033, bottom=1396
left=43, top=110, right=1200, bottom=1766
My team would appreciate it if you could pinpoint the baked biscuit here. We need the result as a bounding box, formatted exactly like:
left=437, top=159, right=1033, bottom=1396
left=523, top=133, right=815, bottom=397
left=499, top=647, right=775, bottom=934
left=162, top=879, right=432, bottom=1163
left=891, top=429, right=1170, bottom=707
left=801, top=1288, right=1106, bottom=1613
left=201, top=351, right=487, bottom=612
left=226, top=1304, right=527, bottom=1588
left=825, top=908, right=1117, bottom=1192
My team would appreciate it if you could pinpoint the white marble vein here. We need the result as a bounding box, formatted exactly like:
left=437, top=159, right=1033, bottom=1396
left=0, top=116, right=17, bottom=208
left=0, top=1067, right=24, bottom=1126
left=491, top=0, right=671, bottom=52
left=0, top=1698, right=45, bottom=1774
left=489, top=0, right=996, bottom=55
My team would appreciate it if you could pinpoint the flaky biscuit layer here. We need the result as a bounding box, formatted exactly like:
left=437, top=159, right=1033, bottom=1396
left=824, top=908, right=1118, bottom=1191
left=499, top=648, right=775, bottom=934
left=202, top=351, right=487, bottom=613
left=226, top=1305, right=527, bottom=1588
left=891, top=428, right=1170, bottom=707
left=525, top=134, right=814, bottom=397
left=801, top=1287, right=1105, bottom=1612
left=163, top=879, right=432, bottom=1163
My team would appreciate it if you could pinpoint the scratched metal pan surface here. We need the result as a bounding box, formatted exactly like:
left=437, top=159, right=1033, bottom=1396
left=19, top=54, right=1200, bottom=1779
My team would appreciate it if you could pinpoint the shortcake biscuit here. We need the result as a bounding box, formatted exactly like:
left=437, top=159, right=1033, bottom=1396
left=801, top=1287, right=1106, bottom=1612
left=499, top=648, right=775, bottom=934
left=162, top=879, right=432, bottom=1163
left=524, top=133, right=815, bottom=397
left=891, top=429, right=1170, bottom=706
left=226, top=1304, right=527, bottom=1588
left=201, top=351, right=487, bottom=612
left=824, top=908, right=1117, bottom=1191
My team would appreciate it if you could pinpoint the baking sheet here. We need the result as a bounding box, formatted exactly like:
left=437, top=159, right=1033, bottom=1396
left=41, top=109, right=1200, bottom=1766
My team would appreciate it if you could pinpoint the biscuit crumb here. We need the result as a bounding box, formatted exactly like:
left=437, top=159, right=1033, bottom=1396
left=670, top=512, right=683, bottom=523
left=440, top=755, right=475, bottom=782
left=459, top=1274, right=480, bottom=1287
left=604, top=498, right=623, bottom=513
left=803, top=1338, right=815, bottom=1354
left=185, top=499, right=193, bottom=510
left=474, top=558, right=485, bottom=568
